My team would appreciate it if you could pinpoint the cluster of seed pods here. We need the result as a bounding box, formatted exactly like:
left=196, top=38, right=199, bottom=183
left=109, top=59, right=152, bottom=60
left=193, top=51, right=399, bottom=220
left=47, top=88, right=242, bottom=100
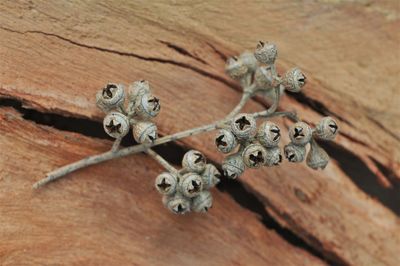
left=217, top=113, right=282, bottom=179
left=155, top=150, right=221, bottom=214
left=285, top=117, right=339, bottom=169
left=96, top=80, right=160, bottom=143
left=221, top=41, right=339, bottom=178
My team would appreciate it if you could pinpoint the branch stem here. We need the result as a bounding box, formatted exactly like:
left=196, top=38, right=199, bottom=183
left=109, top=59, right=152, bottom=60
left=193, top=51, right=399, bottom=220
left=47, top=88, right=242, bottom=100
left=33, top=82, right=284, bottom=189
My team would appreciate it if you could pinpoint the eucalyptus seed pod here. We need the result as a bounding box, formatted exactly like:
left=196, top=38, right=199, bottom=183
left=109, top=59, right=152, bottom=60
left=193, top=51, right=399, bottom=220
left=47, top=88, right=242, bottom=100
left=162, top=192, right=191, bottom=215
left=282, top=67, right=306, bottom=92
left=254, top=41, right=277, bottom=65
left=132, top=121, right=158, bottom=143
left=314, top=116, right=339, bottom=141
left=192, top=190, right=213, bottom=213
left=128, top=80, right=150, bottom=102
left=306, top=140, right=330, bottom=170
left=231, top=113, right=257, bottom=140
left=215, top=129, right=238, bottom=153
left=257, top=121, right=281, bottom=148
left=182, top=150, right=206, bottom=173
left=264, top=146, right=282, bottom=167
left=242, top=143, right=268, bottom=168
left=103, top=111, right=130, bottom=138
left=222, top=152, right=245, bottom=179
left=179, top=173, right=203, bottom=198
left=225, top=56, right=248, bottom=80
left=289, top=122, right=313, bottom=146
left=239, top=51, right=258, bottom=72
left=96, top=83, right=125, bottom=112
left=201, top=164, right=221, bottom=189
left=134, top=93, right=161, bottom=120
left=254, top=66, right=274, bottom=90
left=155, top=172, right=178, bottom=195
left=284, top=143, right=306, bottom=163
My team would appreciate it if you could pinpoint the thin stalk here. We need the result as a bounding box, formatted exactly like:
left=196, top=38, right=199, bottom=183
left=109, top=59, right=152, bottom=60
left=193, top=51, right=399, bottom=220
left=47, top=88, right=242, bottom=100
left=146, top=149, right=178, bottom=174
left=111, top=137, right=122, bottom=152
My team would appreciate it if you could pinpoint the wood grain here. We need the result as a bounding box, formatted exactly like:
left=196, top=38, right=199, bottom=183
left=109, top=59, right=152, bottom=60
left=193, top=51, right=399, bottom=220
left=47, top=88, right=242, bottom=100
left=0, top=1, right=399, bottom=265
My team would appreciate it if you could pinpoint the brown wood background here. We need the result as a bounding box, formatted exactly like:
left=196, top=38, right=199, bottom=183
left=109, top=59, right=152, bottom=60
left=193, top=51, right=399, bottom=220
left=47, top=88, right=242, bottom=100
left=0, top=1, right=399, bottom=265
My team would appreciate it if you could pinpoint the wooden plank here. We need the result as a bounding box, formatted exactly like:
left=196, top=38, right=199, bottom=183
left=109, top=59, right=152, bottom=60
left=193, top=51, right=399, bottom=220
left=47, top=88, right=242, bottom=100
left=0, top=107, right=324, bottom=265
left=0, top=1, right=399, bottom=265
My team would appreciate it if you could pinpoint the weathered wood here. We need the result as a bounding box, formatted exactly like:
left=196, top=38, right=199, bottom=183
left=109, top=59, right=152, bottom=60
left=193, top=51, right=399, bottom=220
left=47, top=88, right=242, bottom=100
left=0, top=1, right=399, bottom=265
left=0, top=108, right=324, bottom=265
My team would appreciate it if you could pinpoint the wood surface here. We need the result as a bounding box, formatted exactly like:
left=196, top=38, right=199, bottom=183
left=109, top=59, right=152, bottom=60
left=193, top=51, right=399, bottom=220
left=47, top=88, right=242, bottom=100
left=0, top=1, right=399, bottom=265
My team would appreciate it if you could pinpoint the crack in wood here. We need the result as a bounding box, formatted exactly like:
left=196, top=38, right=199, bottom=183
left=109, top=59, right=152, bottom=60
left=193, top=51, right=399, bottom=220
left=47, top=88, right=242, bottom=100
left=158, top=40, right=208, bottom=65
left=0, top=26, right=238, bottom=91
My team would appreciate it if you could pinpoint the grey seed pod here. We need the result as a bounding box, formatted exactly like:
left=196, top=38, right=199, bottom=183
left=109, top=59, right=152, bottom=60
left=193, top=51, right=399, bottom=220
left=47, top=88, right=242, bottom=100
left=96, top=83, right=125, bottom=112
left=264, top=146, right=282, bottom=167
left=314, top=116, right=339, bottom=141
left=192, top=190, right=213, bottom=213
left=307, top=141, right=330, bottom=170
left=155, top=172, right=178, bottom=195
left=225, top=56, right=248, bottom=80
left=215, top=129, right=238, bottom=154
left=182, top=150, right=206, bottom=173
left=128, top=80, right=151, bottom=102
left=239, top=51, right=258, bottom=72
left=254, top=66, right=274, bottom=90
left=134, top=93, right=161, bottom=120
left=103, top=111, right=130, bottom=138
left=242, top=143, right=268, bottom=168
left=222, top=152, right=245, bottom=179
left=282, top=67, right=306, bottom=92
left=284, top=143, right=306, bottom=163
left=257, top=121, right=281, bottom=148
left=201, top=164, right=221, bottom=189
left=289, top=122, right=312, bottom=146
left=162, top=192, right=191, bottom=215
left=231, top=113, right=257, bottom=140
left=132, top=121, right=158, bottom=143
left=254, top=41, right=277, bottom=65
left=179, top=173, right=203, bottom=198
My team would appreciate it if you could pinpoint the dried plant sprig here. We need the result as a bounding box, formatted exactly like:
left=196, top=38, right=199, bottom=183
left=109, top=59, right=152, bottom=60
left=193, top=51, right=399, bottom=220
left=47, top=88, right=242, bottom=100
left=34, top=41, right=339, bottom=215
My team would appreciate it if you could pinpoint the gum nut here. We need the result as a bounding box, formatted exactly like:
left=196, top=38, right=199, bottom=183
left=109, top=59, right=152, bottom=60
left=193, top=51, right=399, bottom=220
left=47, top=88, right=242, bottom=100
left=179, top=173, right=203, bottom=198
left=225, top=56, right=248, bottom=79
left=128, top=80, right=151, bottom=102
left=134, top=93, right=161, bottom=119
left=239, top=51, right=258, bottom=72
left=96, top=83, right=125, bottom=111
left=103, top=111, right=130, bottom=138
left=289, top=122, right=312, bottom=146
left=155, top=172, right=178, bottom=195
left=315, top=116, right=339, bottom=141
left=201, top=164, right=221, bottom=189
left=222, top=153, right=245, bottom=179
left=282, top=67, right=306, bottom=92
left=254, top=41, right=277, bottom=65
left=182, top=150, right=206, bottom=173
left=132, top=121, right=158, bottom=143
left=162, top=193, right=191, bottom=215
left=284, top=143, right=306, bottom=163
left=192, top=190, right=213, bottom=213
left=254, top=66, right=274, bottom=90
left=264, top=146, right=282, bottom=167
left=215, top=129, right=238, bottom=153
left=257, top=121, right=281, bottom=148
left=242, top=143, right=268, bottom=168
left=231, top=113, right=257, bottom=140
left=306, top=141, right=330, bottom=170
